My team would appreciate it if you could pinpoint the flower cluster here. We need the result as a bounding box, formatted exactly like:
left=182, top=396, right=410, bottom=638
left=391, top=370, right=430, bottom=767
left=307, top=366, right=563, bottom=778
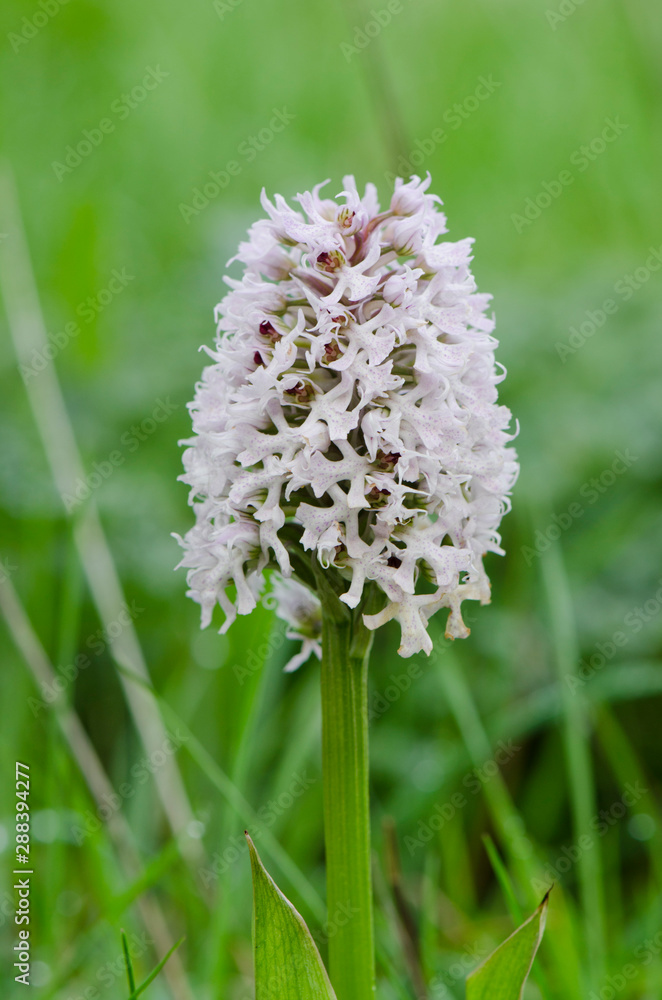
left=176, top=175, right=518, bottom=658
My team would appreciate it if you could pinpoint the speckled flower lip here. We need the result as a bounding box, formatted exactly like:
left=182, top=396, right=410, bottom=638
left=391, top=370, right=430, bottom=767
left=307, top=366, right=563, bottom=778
left=175, top=174, right=518, bottom=657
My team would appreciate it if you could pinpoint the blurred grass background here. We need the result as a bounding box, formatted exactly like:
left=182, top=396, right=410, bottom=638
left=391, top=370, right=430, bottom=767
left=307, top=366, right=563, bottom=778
left=0, top=0, right=661, bottom=997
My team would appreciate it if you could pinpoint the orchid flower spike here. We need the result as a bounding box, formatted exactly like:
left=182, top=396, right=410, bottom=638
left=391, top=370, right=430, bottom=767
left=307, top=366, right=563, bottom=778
left=175, top=174, right=518, bottom=663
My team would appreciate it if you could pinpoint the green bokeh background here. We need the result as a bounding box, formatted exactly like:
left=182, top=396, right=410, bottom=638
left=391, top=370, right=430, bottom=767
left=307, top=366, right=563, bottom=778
left=1, top=0, right=661, bottom=997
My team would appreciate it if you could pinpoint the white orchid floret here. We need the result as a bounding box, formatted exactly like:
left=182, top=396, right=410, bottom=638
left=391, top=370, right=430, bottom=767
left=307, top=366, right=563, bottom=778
left=176, top=174, right=518, bottom=659
left=270, top=575, right=323, bottom=672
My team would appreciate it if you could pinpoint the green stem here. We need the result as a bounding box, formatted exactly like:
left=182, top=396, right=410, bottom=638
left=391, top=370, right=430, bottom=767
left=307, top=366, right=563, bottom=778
left=320, top=594, right=375, bottom=1000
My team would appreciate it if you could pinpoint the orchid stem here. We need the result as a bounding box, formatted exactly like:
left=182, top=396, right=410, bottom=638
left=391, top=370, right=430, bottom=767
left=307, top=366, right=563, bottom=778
left=320, top=589, right=376, bottom=1000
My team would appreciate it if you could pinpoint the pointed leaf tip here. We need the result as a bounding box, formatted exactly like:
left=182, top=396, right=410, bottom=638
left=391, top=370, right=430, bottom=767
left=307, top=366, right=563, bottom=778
left=248, top=836, right=338, bottom=1000
left=466, top=892, right=549, bottom=1000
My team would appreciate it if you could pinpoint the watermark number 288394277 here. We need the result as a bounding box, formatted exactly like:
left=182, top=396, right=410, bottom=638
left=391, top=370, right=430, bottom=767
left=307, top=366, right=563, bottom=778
left=14, top=761, right=33, bottom=986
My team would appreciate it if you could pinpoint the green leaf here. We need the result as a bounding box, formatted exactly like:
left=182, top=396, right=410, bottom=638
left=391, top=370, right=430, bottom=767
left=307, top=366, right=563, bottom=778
left=466, top=891, right=549, bottom=1000
left=247, top=833, right=338, bottom=1000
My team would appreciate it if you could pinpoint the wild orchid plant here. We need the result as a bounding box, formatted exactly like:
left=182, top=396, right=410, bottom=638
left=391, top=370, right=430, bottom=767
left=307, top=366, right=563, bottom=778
left=176, top=176, right=544, bottom=999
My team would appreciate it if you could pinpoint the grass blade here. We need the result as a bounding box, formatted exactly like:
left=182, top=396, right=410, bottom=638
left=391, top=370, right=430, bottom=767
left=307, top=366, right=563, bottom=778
left=482, top=835, right=523, bottom=925
left=121, top=930, right=137, bottom=994
left=541, top=544, right=607, bottom=989
left=128, top=937, right=185, bottom=999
